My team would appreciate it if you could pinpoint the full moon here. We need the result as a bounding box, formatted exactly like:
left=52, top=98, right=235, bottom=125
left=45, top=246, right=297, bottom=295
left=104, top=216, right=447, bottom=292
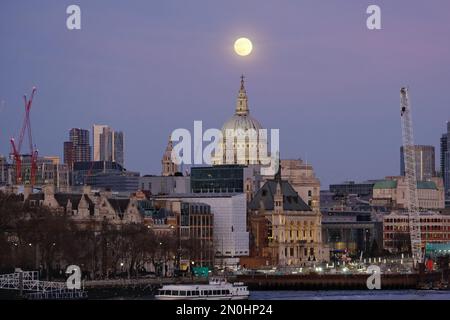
left=234, top=37, right=253, bottom=56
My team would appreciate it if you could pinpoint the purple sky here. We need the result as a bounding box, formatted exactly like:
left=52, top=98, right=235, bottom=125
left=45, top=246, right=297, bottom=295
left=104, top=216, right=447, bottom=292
left=1, top=1, right=449, bottom=188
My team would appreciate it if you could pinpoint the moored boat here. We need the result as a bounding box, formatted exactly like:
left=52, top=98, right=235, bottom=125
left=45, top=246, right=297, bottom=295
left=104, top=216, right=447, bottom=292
left=155, top=278, right=249, bottom=300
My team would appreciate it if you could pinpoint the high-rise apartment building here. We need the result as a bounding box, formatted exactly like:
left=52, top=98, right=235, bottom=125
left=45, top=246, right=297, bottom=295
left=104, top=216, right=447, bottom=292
left=63, top=128, right=91, bottom=169
left=400, top=145, right=436, bottom=181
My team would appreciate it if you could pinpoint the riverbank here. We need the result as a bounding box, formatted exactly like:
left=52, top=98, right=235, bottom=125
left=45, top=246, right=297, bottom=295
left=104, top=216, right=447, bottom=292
left=2, top=272, right=447, bottom=300
left=234, top=272, right=446, bottom=290
left=85, top=272, right=447, bottom=299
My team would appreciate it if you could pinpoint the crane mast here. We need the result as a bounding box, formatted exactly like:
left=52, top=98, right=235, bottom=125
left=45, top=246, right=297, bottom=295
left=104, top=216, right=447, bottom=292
left=10, top=87, right=38, bottom=186
left=399, top=87, right=422, bottom=264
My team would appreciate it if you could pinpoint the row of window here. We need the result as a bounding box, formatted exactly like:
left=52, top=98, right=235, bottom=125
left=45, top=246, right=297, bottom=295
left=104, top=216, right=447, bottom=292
left=190, top=226, right=213, bottom=238
left=281, top=247, right=315, bottom=257
left=385, top=218, right=448, bottom=223
left=189, top=215, right=213, bottom=226
left=159, top=289, right=231, bottom=296
left=384, top=233, right=450, bottom=239
left=385, top=225, right=448, bottom=231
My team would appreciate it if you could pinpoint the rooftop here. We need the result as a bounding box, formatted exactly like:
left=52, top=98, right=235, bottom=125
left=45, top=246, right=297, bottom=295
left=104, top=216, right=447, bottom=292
left=249, top=179, right=311, bottom=212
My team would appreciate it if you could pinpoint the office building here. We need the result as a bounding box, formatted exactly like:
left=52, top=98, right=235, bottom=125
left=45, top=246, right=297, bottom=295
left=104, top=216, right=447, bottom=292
left=92, top=124, right=107, bottom=161
left=190, top=165, right=262, bottom=202
left=175, top=201, right=214, bottom=268
left=16, top=155, right=70, bottom=191
left=139, top=175, right=190, bottom=196
left=441, top=134, right=447, bottom=178
left=441, top=121, right=450, bottom=201
left=321, top=210, right=383, bottom=256
left=158, top=193, right=249, bottom=268
left=93, top=125, right=124, bottom=166
left=0, top=156, right=12, bottom=186
left=72, top=161, right=139, bottom=193
left=329, top=180, right=378, bottom=197
left=384, top=211, right=450, bottom=253
left=63, top=128, right=91, bottom=169
left=400, top=145, right=436, bottom=181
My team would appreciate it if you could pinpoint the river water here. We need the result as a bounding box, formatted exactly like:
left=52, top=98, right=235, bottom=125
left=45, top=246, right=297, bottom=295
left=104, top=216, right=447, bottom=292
left=111, top=290, right=450, bottom=300
left=249, top=290, right=450, bottom=300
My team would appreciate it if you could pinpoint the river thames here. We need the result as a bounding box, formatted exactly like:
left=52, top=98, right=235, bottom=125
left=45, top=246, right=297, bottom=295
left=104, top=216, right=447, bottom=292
left=248, top=290, right=450, bottom=300
left=109, top=290, right=450, bottom=300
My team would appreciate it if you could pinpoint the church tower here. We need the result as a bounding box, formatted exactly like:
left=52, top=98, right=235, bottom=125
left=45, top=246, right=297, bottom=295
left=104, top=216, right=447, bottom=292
left=161, top=137, right=179, bottom=176
left=236, top=75, right=249, bottom=115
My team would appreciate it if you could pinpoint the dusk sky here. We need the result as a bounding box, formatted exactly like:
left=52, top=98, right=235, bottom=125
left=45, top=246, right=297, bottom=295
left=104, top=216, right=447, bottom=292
left=1, top=1, right=449, bottom=188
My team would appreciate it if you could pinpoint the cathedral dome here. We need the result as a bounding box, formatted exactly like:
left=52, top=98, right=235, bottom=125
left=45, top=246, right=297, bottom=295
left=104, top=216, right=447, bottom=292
left=222, top=113, right=262, bottom=133
left=213, top=75, right=268, bottom=166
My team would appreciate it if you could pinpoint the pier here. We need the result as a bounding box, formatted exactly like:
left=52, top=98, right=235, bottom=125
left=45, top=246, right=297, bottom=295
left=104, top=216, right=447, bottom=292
left=0, top=270, right=87, bottom=299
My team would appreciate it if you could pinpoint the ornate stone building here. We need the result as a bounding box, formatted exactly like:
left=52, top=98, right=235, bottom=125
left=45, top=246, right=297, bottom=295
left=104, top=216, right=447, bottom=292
left=372, top=176, right=445, bottom=210
left=162, top=137, right=179, bottom=176
left=247, top=168, right=329, bottom=267
left=263, top=159, right=321, bottom=210
left=27, top=185, right=143, bottom=226
left=213, top=76, right=269, bottom=166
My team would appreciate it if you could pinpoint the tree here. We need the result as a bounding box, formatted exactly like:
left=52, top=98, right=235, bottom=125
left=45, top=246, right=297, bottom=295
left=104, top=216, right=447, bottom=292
left=370, top=239, right=380, bottom=257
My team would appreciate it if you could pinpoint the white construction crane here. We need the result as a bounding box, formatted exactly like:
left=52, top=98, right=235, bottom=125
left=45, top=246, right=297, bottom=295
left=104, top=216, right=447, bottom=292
left=399, top=87, right=422, bottom=265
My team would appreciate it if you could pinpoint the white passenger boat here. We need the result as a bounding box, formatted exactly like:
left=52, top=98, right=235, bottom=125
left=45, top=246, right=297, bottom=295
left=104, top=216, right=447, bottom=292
left=155, top=278, right=249, bottom=300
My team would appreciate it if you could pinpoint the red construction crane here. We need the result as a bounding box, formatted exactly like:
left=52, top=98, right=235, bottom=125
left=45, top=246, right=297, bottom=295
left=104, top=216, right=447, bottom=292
left=10, top=87, right=38, bottom=186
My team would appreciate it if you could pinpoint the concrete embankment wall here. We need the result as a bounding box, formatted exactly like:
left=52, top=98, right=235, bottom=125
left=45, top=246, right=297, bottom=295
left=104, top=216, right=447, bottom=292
left=235, top=273, right=425, bottom=290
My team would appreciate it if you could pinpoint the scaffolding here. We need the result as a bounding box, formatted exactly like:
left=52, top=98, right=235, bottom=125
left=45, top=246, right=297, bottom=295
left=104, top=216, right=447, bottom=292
left=0, top=270, right=87, bottom=300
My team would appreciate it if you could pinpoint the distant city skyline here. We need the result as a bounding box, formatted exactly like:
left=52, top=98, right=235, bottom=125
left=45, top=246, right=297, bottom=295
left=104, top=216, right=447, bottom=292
left=1, top=1, right=450, bottom=188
